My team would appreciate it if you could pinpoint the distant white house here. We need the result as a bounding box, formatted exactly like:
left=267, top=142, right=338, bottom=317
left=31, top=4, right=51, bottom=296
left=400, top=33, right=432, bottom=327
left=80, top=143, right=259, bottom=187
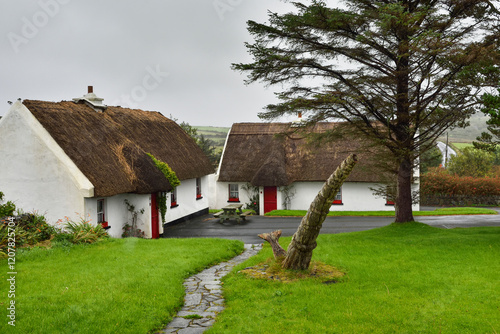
left=212, top=122, right=420, bottom=215
left=0, top=89, right=214, bottom=238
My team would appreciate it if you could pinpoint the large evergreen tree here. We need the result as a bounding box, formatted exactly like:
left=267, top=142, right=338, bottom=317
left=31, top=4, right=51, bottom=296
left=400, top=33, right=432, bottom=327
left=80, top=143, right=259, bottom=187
left=233, top=0, right=500, bottom=222
left=474, top=88, right=500, bottom=152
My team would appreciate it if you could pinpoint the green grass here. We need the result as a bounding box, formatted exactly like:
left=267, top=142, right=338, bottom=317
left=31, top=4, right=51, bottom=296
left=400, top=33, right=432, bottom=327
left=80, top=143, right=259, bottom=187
left=265, top=207, right=497, bottom=217
left=452, top=142, right=474, bottom=151
left=0, top=238, right=243, bottom=334
left=452, top=142, right=473, bottom=149
left=211, top=223, right=500, bottom=333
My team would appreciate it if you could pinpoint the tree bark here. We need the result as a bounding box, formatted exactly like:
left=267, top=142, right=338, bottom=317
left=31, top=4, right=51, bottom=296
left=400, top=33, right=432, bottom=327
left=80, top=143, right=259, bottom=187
left=395, top=157, right=415, bottom=223
left=278, top=154, right=358, bottom=270
left=258, top=230, right=286, bottom=259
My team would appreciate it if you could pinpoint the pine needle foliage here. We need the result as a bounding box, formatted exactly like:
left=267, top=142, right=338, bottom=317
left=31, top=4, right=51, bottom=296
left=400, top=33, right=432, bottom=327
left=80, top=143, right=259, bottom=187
left=233, top=0, right=500, bottom=222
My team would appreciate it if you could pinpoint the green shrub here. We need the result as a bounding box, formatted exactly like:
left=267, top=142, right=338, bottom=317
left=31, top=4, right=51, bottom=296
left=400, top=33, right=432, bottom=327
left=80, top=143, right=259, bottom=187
left=63, top=217, right=109, bottom=244
left=420, top=146, right=443, bottom=173
left=17, top=213, right=54, bottom=243
left=0, top=224, right=26, bottom=258
left=245, top=193, right=259, bottom=215
left=121, top=223, right=145, bottom=238
left=421, top=167, right=500, bottom=205
left=0, top=191, right=16, bottom=217
left=0, top=212, right=55, bottom=257
left=447, top=147, right=495, bottom=177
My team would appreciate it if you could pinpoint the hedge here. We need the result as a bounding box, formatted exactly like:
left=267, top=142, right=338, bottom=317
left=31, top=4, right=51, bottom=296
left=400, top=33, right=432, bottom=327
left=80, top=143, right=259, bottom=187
left=421, top=168, right=500, bottom=206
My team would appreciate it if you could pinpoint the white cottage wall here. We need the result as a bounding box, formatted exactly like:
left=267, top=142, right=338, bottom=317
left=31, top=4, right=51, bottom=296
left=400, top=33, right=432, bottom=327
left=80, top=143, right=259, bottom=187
left=84, top=194, right=151, bottom=238
left=0, top=102, right=94, bottom=224
left=207, top=173, right=218, bottom=209
left=164, top=176, right=210, bottom=225
left=211, top=181, right=253, bottom=211
left=74, top=178, right=212, bottom=238
left=288, top=182, right=419, bottom=212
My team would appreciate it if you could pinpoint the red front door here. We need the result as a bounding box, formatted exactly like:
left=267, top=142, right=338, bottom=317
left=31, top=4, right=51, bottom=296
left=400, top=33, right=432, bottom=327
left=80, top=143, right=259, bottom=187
left=151, top=193, right=159, bottom=239
left=264, top=186, right=278, bottom=214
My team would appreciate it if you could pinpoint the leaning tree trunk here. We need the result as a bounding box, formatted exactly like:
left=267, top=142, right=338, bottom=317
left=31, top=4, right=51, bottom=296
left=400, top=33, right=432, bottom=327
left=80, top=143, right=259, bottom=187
left=259, top=154, right=358, bottom=270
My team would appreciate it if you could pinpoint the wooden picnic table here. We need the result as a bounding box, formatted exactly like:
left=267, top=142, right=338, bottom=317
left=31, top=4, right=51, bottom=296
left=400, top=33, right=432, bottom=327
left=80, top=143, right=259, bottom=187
left=213, top=203, right=251, bottom=224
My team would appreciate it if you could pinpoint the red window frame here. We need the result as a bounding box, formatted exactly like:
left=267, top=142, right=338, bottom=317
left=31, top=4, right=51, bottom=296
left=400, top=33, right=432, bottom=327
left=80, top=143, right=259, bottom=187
left=196, top=178, right=202, bottom=199
left=332, top=188, right=342, bottom=205
left=170, top=188, right=178, bottom=208
left=97, top=199, right=106, bottom=222
left=228, top=184, right=239, bottom=202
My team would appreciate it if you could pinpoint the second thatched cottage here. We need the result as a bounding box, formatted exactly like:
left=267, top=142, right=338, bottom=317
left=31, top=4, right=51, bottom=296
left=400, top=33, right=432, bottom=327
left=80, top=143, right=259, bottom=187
left=0, top=89, right=214, bottom=238
left=213, top=122, right=420, bottom=215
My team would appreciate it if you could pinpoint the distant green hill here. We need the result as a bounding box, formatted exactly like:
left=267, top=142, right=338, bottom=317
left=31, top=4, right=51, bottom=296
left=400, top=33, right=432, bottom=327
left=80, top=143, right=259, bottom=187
left=440, top=113, right=489, bottom=143
left=194, top=126, right=230, bottom=152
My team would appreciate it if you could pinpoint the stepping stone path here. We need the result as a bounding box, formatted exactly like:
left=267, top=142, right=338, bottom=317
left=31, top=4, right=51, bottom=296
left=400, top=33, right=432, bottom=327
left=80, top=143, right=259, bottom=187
left=159, top=243, right=262, bottom=334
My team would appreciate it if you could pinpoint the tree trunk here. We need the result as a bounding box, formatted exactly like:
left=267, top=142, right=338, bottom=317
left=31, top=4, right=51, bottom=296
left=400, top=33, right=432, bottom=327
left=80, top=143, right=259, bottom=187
left=273, top=154, right=358, bottom=270
left=258, top=230, right=286, bottom=259
left=393, top=24, right=414, bottom=224
left=395, top=157, right=415, bottom=223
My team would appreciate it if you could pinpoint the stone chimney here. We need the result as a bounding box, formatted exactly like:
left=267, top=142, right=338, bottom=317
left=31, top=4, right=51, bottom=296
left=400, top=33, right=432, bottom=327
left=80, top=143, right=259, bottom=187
left=73, top=86, right=107, bottom=112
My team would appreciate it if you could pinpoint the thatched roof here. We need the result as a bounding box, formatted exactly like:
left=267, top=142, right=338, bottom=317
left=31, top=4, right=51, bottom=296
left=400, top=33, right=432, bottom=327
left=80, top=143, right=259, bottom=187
left=218, top=122, right=387, bottom=186
left=23, top=100, right=214, bottom=197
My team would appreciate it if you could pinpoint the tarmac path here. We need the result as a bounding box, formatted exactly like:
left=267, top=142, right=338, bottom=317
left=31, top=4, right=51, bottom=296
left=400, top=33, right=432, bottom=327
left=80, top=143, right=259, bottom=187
left=163, top=207, right=500, bottom=244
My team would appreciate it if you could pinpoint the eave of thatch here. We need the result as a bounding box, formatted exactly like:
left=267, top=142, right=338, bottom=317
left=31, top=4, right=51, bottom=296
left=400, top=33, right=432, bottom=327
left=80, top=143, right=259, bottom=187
left=218, top=122, right=387, bottom=186
left=23, top=100, right=214, bottom=197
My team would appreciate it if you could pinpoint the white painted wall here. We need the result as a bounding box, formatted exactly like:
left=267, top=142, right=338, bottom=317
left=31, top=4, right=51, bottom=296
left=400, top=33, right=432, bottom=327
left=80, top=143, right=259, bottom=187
left=0, top=102, right=94, bottom=224
left=83, top=176, right=211, bottom=238
left=210, top=179, right=419, bottom=214
left=289, top=181, right=419, bottom=211
left=164, top=176, right=210, bottom=224
left=210, top=180, right=254, bottom=211
left=84, top=193, right=151, bottom=238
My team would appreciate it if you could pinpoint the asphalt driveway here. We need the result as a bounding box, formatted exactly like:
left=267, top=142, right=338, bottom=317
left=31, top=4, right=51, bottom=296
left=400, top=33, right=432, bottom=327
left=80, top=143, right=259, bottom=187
left=163, top=207, right=500, bottom=244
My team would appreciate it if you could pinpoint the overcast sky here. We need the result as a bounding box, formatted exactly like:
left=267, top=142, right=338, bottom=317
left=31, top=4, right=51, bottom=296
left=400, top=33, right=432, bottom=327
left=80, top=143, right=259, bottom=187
left=0, top=0, right=301, bottom=126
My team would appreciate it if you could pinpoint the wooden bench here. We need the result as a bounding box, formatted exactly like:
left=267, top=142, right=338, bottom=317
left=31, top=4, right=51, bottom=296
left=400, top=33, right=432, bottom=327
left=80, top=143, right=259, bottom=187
left=214, top=205, right=248, bottom=224
left=239, top=211, right=252, bottom=221
left=213, top=211, right=224, bottom=218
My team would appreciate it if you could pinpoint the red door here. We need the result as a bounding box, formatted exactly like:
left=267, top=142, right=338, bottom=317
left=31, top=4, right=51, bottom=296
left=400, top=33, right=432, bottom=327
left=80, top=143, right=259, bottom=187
left=264, top=186, right=278, bottom=214
left=151, top=193, right=159, bottom=239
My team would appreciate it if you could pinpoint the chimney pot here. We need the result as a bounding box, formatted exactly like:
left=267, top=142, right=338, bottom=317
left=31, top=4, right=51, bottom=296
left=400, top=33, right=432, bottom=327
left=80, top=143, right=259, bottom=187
left=88, top=86, right=93, bottom=94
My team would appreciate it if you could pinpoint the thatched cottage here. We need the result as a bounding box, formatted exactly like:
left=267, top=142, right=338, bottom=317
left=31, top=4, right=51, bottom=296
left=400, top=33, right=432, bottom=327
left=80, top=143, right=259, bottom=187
left=0, top=89, right=213, bottom=238
left=214, top=122, right=419, bottom=214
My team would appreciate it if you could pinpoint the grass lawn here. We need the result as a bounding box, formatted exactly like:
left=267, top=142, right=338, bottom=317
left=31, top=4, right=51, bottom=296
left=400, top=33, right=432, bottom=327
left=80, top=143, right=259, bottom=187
left=211, top=223, right=500, bottom=333
left=452, top=142, right=473, bottom=151
left=0, top=238, right=243, bottom=334
left=265, top=207, right=498, bottom=217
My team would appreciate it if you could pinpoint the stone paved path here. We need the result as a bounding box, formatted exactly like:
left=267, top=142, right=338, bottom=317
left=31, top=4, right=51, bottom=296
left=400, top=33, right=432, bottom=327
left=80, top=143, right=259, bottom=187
left=159, top=243, right=262, bottom=334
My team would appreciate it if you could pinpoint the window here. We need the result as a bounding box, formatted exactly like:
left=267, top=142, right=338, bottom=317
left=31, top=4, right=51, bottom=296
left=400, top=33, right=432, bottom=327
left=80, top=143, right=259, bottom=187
left=171, top=188, right=178, bottom=208
left=385, top=186, right=395, bottom=205
left=228, top=184, right=239, bottom=202
left=196, top=178, right=202, bottom=199
left=332, top=188, right=342, bottom=205
left=97, top=199, right=106, bottom=222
